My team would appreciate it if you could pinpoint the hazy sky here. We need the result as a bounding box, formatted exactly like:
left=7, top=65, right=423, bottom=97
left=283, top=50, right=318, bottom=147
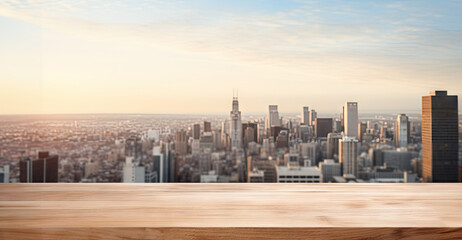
left=0, top=0, right=461, bottom=115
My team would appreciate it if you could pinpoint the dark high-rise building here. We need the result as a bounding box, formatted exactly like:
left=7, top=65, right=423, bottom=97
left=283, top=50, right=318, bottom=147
left=315, top=118, right=333, bottom=138
left=301, top=106, right=310, bottom=125
left=358, top=122, right=367, bottom=142
left=20, top=152, right=59, bottom=183
left=370, top=148, right=384, bottom=167
left=193, top=124, right=201, bottom=140
left=152, top=154, right=162, bottom=183
left=164, top=143, right=176, bottom=183
left=203, top=121, right=212, bottom=133
left=269, top=126, right=289, bottom=141
left=422, top=90, right=459, bottom=182
left=243, top=127, right=256, bottom=147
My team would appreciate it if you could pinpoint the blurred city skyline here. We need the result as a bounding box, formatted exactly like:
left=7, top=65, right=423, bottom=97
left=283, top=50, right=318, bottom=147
left=1, top=0, right=461, bottom=114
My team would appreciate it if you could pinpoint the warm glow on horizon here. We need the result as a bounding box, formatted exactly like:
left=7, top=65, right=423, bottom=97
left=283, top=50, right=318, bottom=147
left=0, top=0, right=461, bottom=115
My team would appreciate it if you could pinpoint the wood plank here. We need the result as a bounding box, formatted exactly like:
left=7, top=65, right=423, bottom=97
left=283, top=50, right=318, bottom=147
left=1, top=183, right=462, bottom=239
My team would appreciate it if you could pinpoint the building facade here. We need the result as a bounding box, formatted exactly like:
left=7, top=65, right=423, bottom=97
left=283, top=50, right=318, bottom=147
left=277, top=166, right=321, bottom=183
left=319, top=159, right=341, bottom=183
left=267, top=105, right=280, bottom=130
left=422, top=90, right=459, bottom=182
left=302, top=106, right=310, bottom=125
left=358, top=122, right=367, bottom=142
left=395, top=114, right=410, bottom=148
left=315, top=118, right=333, bottom=138
left=309, top=109, right=317, bottom=126
left=344, top=102, right=358, bottom=138
left=339, top=137, right=359, bottom=177
left=20, top=152, right=59, bottom=183
left=230, top=96, right=242, bottom=149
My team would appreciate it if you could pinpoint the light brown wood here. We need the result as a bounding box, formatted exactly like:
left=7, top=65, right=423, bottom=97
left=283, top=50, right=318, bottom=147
left=1, top=183, right=462, bottom=239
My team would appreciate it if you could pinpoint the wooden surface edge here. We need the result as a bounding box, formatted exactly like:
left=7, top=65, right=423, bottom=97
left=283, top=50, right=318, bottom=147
left=1, top=227, right=462, bottom=240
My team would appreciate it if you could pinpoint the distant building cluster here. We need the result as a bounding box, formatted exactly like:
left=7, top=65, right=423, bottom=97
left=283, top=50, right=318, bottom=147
left=0, top=90, right=460, bottom=183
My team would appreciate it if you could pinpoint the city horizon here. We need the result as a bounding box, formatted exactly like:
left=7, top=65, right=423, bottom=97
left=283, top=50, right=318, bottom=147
left=0, top=89, right=459, bottom=116
left=1, top=89, right=459, bottom=185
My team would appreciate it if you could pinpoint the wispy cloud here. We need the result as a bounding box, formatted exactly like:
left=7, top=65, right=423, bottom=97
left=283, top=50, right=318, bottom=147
left=1, top=1, right=460, bottom=64
left=0, top=0, right=461, bottom=114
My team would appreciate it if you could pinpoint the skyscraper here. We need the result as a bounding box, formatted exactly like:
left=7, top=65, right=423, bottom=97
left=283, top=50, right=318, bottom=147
left=193, top=124, right=201, bottom=140
left=229, top=95, right=242, bottom=149
left=395, top=114, right=410, bottom=148
left=200, top=132, right=214, bottom=151
left=242, top=122, right=258, bottom=147
left=333, top=120, right=342, bottom=133
left=339, top=137, right=359, bottom=177
left=152, top=146, right=167, bottom=182
left=301, top=106, right=310, bottom=125
left=344, top=102, right=358, bottom=138
left=221, top=120, right=230, bottom=149
left=267, top=105, right=280, bottom=128
left=212, top=130, right=222, bottom=150
left=422, top=90, right=459, bottom=182
left=358, top=122, right=367, bottom=142
left=327, top=132, right=342, bottom=160
left=315, top=118, right=333, bottom=138
left=175, top=129, right=188, bottom=155
left=20, top=152, right=59, bottom=183
left=309, top=109, right=317, bottom=126
left=203, top=121, right=212, bottom=133
left=163, top=143, right=176, bottom=183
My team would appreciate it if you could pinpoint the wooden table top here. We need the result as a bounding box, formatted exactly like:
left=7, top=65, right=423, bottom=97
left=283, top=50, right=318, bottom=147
left=1, top=183, right=462, bottom=239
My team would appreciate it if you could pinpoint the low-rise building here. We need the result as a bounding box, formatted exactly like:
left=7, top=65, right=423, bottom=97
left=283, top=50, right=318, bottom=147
left=277, top=166, right=321, bottom=183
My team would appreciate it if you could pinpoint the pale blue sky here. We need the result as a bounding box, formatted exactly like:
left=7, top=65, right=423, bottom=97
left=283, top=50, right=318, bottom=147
left=0, top=0, right=461, bottom=115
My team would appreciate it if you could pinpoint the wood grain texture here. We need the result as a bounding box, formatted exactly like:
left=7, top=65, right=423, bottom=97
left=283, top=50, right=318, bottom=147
left=1, top=183, right=462, bottom=239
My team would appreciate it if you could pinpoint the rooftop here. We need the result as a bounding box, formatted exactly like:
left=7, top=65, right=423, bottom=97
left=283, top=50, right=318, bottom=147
left=430, top=90, right=448, bottom=96
left=278, top=166, right=321, bottom=175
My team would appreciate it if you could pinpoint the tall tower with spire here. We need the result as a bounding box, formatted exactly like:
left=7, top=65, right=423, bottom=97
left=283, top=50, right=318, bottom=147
left=230, top=90, right=242, bottom=149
